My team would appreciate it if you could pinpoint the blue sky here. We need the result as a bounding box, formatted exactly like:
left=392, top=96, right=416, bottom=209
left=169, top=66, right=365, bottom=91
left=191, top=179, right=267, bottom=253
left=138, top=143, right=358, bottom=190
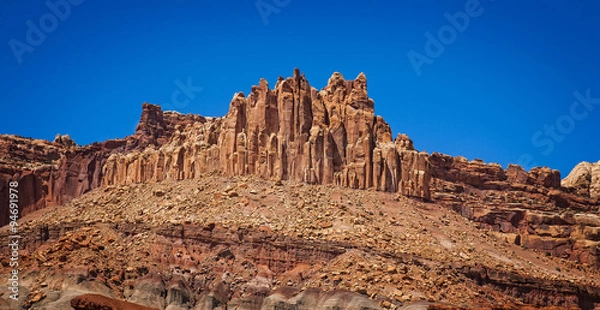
left=1, top=0, right=599, bottom=175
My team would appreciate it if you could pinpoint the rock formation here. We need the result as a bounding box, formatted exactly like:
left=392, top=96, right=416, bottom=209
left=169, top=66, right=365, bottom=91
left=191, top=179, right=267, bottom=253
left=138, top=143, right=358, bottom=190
left=0, top=135, right=127, bottom=226
left=0, top=105, right=202, bottom=226
left=53, top=133, right=77, bottom=148
left=428, top=153, right=600, bottom=268
left=563, top=161, right=600, bottom=198
left=101, top=69, right=431, bottom=200
left=3, top=69, right=600, bottom=309
left=2, top=70, right=600, bottom=269
left=2, top=71, right=600, bottom=267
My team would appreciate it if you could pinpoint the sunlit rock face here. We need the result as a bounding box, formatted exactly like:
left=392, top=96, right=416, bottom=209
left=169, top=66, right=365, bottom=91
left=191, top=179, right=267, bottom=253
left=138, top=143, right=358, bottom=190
left=102, top=69, right=432, bottom=200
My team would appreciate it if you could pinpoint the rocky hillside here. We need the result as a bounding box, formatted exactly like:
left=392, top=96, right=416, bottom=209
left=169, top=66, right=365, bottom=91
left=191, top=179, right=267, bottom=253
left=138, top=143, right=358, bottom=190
left=1, top=69, right=600, bottom=309
left=2, top=175, right=600, bottom=309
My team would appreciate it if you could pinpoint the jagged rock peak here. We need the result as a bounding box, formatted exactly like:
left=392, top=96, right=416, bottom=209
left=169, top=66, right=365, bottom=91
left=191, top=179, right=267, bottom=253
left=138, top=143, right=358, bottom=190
left=53, top=134, right=76, bottom=147
left=563, top=160, right=600, bottom=198
left=327, top=72, right=346, bottom=87
left=356, top=72, right=367, bottom=82
left=395, top=133, right=414, bottom=151
left=136, top=102, right=166, bottom=133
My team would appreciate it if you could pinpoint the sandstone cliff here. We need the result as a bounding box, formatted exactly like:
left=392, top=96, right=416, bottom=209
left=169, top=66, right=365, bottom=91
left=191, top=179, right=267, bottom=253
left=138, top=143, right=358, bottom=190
left=2, top=69, right=599, bottom=269
left=3, top=69, right=600, bottom=309
left=0, top=135, right=128, bottom=226
left=0, top=104, right=203, bottom=226
left=102, top=69, right=431, bottom=200
left=428, top=154, right=600, bottom=269
left=2, top=69, right=431, bottom=227
left=563, top=161, right=600, bottom=198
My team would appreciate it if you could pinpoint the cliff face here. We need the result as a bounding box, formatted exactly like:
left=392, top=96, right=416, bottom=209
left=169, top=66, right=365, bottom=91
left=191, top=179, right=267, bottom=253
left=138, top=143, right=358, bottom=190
left=0, top=135, right=127, bottom=226
left=2, top=69, right=600, bottom=268
left=428, top=154, right=600, bottom=268
left=563, top=161, right=600, bottom=198
left=0, top=103, right=205, bottom=226
left=0, top=136, right=62, bottom=226
left=3, top=69, right=600, bottom=309
left=102, top=69, right=431, bottom=200
left=0, top=70, right=431, bottom=227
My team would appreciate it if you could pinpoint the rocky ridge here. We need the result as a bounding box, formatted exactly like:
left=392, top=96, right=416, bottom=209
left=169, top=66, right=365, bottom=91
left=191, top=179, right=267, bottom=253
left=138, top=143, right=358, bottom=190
left=0, top=107, right=203, bottom=226
left=2, top=69, right=600, bottom=309
left=427, top=154, right=600, bottom=269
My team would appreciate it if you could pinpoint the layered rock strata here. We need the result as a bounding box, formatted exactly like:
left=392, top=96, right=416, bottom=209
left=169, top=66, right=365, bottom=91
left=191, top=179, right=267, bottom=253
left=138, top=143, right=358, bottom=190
left=428, top=154, right=600, bottom=268
left=0, top=105, right=202, bottom=226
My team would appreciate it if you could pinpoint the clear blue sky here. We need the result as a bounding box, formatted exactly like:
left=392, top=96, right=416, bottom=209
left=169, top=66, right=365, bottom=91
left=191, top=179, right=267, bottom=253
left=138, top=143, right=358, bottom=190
left=1, top=0, right=599, bottom=175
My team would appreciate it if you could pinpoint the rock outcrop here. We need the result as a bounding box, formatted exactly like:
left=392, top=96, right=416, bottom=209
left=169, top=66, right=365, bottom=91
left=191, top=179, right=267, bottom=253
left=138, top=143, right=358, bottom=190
left=0, top=105, right=202, bottom=226
left=2, top=70, right=600, bottom=263
left=53, top=133, right=77, bottom=148
left=3, top=71, right=600, bottom=270
left=5, top=69, right=600, bottom=310
left=0, top=70, right=436, bottom=227
left=0, top=135, right=64, bottom=226
left=0, top=135, right=128, bottom=226
left=563, top=161, right=600, bottom=199
left=102, top=69, right=432, bottom=200
left=428, top=153, right=600, bottom=268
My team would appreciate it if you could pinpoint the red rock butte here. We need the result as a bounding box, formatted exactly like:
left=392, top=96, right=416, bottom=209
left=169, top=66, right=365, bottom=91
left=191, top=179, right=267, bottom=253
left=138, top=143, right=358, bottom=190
left=1, top=68, right=599, bottom=270
left=1, top=69, right=433, bottom=226
left=103, top=69, right=431, bottom=200
left=2, top=69, right=600, bottom=309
